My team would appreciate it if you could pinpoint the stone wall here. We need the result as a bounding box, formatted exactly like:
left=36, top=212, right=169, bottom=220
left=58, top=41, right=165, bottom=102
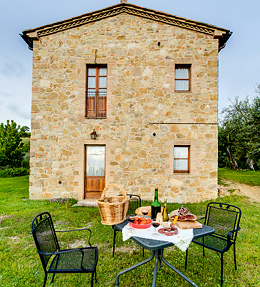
left=29, top=13, right=219, bottom=203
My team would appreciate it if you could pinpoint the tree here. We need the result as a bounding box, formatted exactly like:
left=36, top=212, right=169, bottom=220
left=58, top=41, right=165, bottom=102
left=219, top=90, right=260, bottom=170
left=218, top=124, right=239, bottom=170
left=0, top=120, right=30, bottom=168
left=20, top=126, right=31, bottom=138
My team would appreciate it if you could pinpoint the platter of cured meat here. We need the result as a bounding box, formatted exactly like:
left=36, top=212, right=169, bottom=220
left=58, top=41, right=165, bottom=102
left=169, top=207, right=197, bottom=222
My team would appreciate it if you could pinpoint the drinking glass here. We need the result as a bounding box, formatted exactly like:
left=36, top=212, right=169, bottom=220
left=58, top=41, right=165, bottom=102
left=127, top=215, right=135, bottom=231
left=142, top=209, right=148, bottom=217
left=152, top=221, right=160, bottom=236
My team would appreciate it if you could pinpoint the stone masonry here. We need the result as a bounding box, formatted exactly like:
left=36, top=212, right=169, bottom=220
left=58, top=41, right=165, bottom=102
left=22, top=2, right=231, bottom=203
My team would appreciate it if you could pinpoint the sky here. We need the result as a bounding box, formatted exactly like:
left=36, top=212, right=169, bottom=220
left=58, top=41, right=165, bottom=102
left=0, top=0, right=259, bottom=129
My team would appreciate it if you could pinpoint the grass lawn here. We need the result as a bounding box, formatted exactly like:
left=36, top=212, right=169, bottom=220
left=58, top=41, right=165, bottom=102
left=0, top=175, right=259, bottom=286
left=219, top=168, right=260, bottom=186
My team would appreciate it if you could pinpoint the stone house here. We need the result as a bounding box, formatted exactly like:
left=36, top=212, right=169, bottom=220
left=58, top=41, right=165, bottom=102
left=21, top=0, right=231, bottom=203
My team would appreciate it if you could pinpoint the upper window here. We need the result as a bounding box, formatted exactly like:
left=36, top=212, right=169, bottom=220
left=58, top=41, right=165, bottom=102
left=86, top=65, right=107, bottom=118
left=175, top=64, right=191, bottom=92
left=174, top=146, right=190, bottom=173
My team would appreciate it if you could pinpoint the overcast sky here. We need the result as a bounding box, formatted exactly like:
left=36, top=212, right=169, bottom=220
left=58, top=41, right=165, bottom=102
left=0, top=0, right=259, bottom=129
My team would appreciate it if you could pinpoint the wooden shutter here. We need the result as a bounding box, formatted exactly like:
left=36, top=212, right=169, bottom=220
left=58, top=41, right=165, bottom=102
left=86, top=66, right=107, bottom=118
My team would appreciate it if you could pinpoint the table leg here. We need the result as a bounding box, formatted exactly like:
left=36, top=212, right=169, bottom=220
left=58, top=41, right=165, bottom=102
left=161, top=249, right=198, bottom=287
left=152, top=250, right=160, bottom=287
left=116, top=251, right=155, bottom=286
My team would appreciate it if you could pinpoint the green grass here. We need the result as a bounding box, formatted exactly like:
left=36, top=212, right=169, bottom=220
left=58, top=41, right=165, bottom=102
left=218, top=168, right=260, bottom=186
left=0, top=175, right=259, bottom=286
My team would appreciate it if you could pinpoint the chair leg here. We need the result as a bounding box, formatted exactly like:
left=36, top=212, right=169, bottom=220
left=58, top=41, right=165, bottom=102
left=185, top=249, right=188, bottom=270
left=142, top=247, right=144, bottom=257
left=221, top=253, right=224, bottom=287
left=95, top=267, right=98, bottom=282
left=203, top=237, right=205, bottom=257
left=43, top=273, right=48, bottom=287
left=51, top=273, right=56, bottom=283
left=91, top=272, right=94, bottom=287
left=113, top=229, right=117, bottom=256
left=233, top=243, right=237, bottom=270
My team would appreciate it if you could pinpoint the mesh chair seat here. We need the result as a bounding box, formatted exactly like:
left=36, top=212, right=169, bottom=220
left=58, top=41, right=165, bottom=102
left=49, top=247, right=98, bottom=272
left=193, top=234, right=230, bottom=253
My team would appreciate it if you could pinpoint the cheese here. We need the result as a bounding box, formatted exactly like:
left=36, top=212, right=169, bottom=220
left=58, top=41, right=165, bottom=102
left=156, top=212, right=163, bottom=225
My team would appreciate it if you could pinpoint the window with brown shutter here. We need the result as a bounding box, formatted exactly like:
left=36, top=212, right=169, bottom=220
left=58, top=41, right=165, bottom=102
left=86, top=65, right=107, bottom=118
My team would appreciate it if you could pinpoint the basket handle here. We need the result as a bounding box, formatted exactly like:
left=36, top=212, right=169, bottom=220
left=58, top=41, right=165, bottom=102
left=100, top=183, right=126, bottom=200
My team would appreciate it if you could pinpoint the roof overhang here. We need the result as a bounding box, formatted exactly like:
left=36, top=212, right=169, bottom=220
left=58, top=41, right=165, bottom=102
left=21, top=2, right=231, bottom=51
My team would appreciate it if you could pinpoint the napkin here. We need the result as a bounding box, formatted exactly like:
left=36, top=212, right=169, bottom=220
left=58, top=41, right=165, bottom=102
left=122, top=224, right=194, bottom=252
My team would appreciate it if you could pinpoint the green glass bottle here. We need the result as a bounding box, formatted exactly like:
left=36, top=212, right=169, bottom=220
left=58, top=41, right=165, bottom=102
left=151, top=188, right=161, bottom=221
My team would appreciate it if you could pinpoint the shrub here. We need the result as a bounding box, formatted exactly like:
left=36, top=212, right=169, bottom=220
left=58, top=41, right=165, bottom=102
left=0, top=167, right=29, bottom=178
left=49, top=197, right=78, bottom=207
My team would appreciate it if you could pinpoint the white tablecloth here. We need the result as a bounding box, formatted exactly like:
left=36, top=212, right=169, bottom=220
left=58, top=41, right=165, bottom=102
left=122, top=224, right=194, bottom=252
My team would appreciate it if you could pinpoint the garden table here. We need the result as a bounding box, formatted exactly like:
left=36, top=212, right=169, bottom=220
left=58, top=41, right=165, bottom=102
left=115, top=220, right=214, bottom=287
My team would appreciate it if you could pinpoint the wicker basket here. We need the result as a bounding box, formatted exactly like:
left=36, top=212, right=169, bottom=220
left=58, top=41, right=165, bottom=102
left=97, top=183, right=130, bottom=225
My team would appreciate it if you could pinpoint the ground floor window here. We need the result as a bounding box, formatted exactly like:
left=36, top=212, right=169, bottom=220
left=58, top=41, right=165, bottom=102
left=85, top=145, right=106, bottom=199
left=174, top=145, right=190, bottom=173
left=86, top=146, right=105, bottom=176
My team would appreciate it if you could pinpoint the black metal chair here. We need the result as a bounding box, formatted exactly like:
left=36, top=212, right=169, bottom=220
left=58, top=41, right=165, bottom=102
left=112, top=194, right=141, bottom=256
left=185, top=202, right=241, bottom=286
left=31, top=212, right=98, bottom=287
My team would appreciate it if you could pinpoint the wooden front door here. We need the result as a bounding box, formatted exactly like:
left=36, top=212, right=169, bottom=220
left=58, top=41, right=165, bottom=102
left=85, top=145, right=105, bottom=199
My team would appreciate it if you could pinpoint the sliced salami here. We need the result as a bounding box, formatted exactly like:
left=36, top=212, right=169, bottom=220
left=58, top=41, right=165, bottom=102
left=158, top=228, right=167, bottom=234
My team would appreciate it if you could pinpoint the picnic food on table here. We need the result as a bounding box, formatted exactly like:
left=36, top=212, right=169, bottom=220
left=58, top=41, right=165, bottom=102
left=158, top=223, right=178, bottom=236
left=133, top=217, right=152, bottom=225
left=169, top=207, right=197, bottom=222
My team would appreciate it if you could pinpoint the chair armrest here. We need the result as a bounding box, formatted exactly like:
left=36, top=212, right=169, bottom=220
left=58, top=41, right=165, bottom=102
left=56, top=227, right=92, bottom=246
left=56, top=227, right=91, bottom=233
left=196, top=216, right=205, bottom=222
left=38, top=248, right=84, bottom=256
left=227, top=226, right=241, bottom=242
left=227, top=226, right=241, bottom=237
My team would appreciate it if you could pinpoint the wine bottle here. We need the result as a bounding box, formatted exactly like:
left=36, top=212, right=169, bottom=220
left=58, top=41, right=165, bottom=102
left=162, top=197, right=169, bottom=222
left=151, top=188, right=161, bottom=221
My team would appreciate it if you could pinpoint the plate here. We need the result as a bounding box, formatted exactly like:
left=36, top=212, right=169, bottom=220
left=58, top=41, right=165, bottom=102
left=130, top=222, right=152, bottom=229
left=135, top=206, right=152, bottom=216
left=135, top=206, right=163, bottom=216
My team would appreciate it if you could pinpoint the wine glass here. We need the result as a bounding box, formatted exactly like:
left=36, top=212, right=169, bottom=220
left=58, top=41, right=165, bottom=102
left=142, top=209, right=148, bottom=217
left=152, top=221, right=160, bottom=236
left=127, top=215, right=135, bottom=231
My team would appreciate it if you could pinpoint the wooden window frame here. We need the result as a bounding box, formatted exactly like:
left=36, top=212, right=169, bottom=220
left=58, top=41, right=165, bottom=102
left=86, top=65, right=107, bottom=118
left=173, top=145, right=190, bottom=173
left=175, top=64, right=191, bottom=92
